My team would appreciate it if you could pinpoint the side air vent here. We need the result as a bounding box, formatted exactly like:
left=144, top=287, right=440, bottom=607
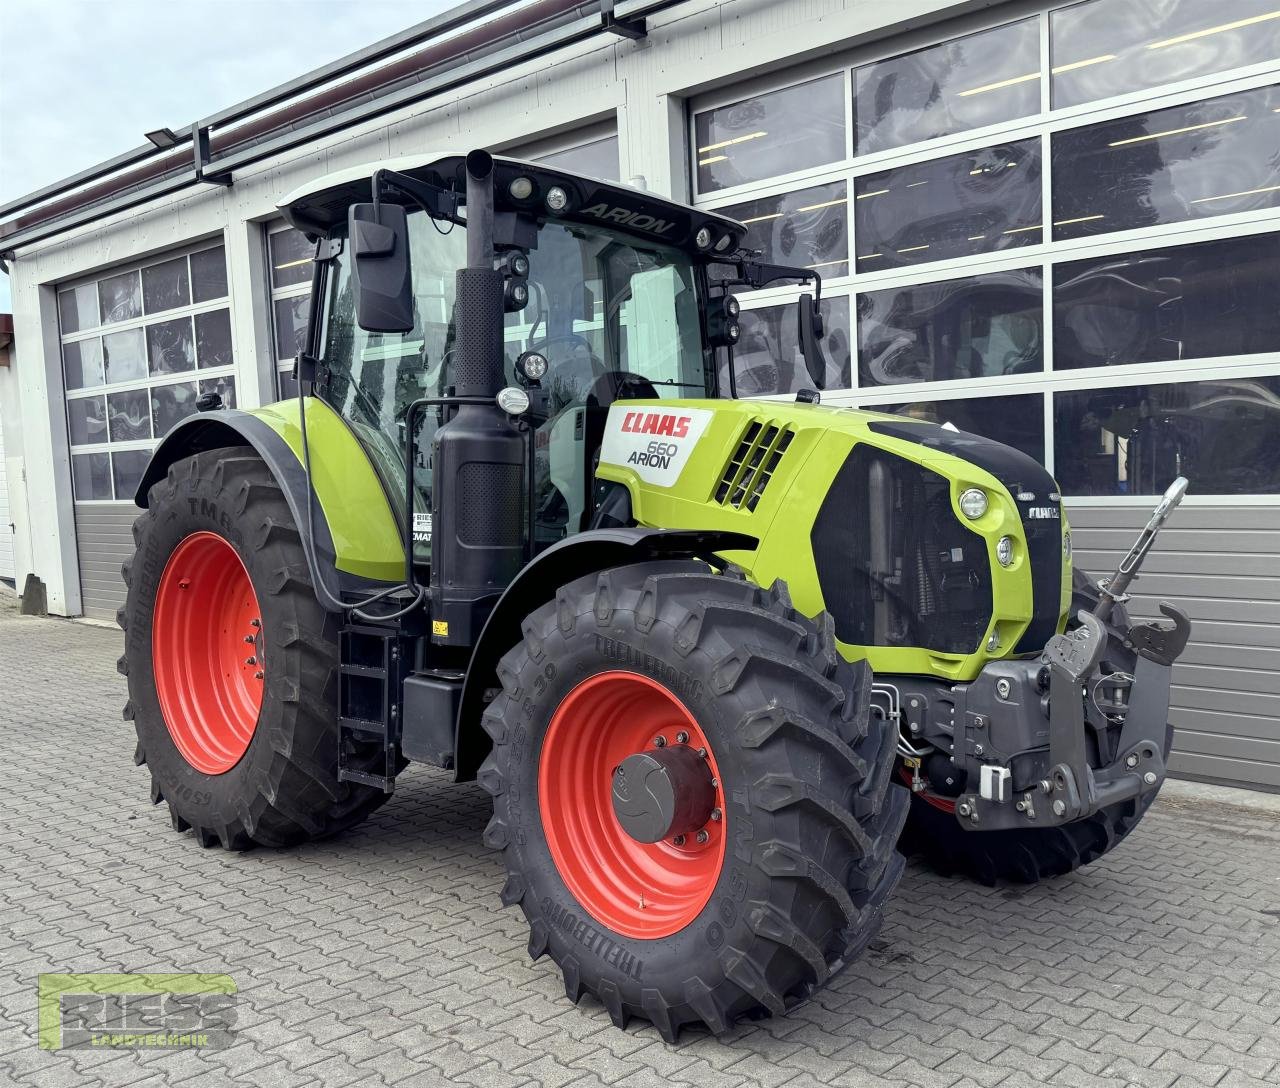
left=715, top=421, right=794, bottom=511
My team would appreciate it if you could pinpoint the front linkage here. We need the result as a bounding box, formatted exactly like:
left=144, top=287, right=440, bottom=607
left=897, top=478, right=1192, bottom=833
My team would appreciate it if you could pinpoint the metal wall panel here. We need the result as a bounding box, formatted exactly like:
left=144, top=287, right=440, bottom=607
left=1069, top=502, right=1280, bottom=791
left=72, top=503, right=137, bottom=620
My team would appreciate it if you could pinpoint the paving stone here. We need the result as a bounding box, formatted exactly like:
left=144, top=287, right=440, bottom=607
left=3, top=602, right=1280, bottom=1088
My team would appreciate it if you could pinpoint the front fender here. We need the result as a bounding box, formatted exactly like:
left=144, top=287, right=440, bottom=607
left=453, top=527, right=757, bottom=781
left=135, top=400, right=405, bottom=605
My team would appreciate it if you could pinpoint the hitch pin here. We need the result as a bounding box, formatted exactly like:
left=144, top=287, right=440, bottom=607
left=1094, top=477, right=1188, bottom=623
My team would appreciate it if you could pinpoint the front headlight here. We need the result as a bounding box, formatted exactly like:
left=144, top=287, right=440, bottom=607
left=996, top=535, right=1015, bottom=567
left=959, top=488, right=988, bottom=519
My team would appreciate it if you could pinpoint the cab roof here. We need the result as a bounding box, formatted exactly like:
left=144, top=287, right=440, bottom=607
left=277, top=150, right=748, bottom=255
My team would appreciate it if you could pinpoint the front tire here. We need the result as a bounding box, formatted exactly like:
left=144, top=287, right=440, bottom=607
left=479, top=562, right=907, bottom=1039
left=119, top=447, right=393, bottom=849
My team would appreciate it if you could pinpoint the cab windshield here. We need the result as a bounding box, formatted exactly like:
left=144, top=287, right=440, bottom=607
left=319, top=207, right=713, bottom=554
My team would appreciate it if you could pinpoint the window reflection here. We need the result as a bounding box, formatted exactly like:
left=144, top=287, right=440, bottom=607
left=715, top=182, right=848, bottom=278
left=1053, top=84, right=1280, bottom=240
left=728, top=298, right=851, bottom=398
left=537, top=136, right=621, bottom=182
left=1053, top=233, right=1280, bottom=369
left=854, top=139, right=1042, bottom=271
left=1051, top=0, right=1280, bottom=109
left=111, top=451, right=151, bottom=502
left=869, top=393, right=1045, bottom=464
left=858, top=268, right=1042, bottom=387
left=854, top=19, right=1040, bottom=155
left=1054, top=377, right=1280, bottom=495
left=694, top=75, right=846, bottom=193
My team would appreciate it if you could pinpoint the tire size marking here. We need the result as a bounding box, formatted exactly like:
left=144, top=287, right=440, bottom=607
left=594, top=637, right=703, bottom=706
left=542, top=897, right=645, bottom=981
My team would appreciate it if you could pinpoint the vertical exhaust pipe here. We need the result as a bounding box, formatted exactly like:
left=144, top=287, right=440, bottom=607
left=429, top=149, right=526, bottom=646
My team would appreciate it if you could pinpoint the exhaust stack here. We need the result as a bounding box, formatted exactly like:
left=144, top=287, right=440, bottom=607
left=428, top=149, right=526, bottom=646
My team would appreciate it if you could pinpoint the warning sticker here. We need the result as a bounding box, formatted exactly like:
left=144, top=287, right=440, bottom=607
left=413, top=511, right=432, bottom=543
left=599, top=406, right=713, bottom=488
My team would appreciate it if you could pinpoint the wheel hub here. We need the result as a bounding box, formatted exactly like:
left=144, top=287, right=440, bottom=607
left=612, top=746, right=716, bottom=844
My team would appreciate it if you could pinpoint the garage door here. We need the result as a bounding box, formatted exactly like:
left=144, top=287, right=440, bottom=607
left=58, top=242, right=237, bottom=619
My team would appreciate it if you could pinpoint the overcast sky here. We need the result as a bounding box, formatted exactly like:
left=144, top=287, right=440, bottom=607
left=0, top=0, right=459, bottom=312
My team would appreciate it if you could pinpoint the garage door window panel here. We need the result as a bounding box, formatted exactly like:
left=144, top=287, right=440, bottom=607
left=695, top=75, right=846, bottom=194
left=103, top=328, right=147, bottom=383
left=58, top=284, right=98, bottom=335
left=715, top=182, right=848, bottom=278
left=874, top=392, right=1046, bottom=465
left=190, top=245, right=229, bottom=303
left=854, top=138, right=1043, bottom=272
left=729, top=297, right=851, bottom=398
left=141, top=256, right=191, bottom=315
left=858, top=268, right=1043, bottom=387
left=854, top=19, right=1040, bottom=156
left=72, top=453, right=112, bottom=501
left=146, top=316, right=196, bottom=375
left=63, top=337, right=103, bottom=390
left=1052, top=84, right=1280, bottom=240
left=1051, top=0, right=1280, bottom=110
left=151, top=382, right=199, bottom=437
left=67, top=397, right=107, bottom=446
left=1054, top=376, right=1280, bottom=496
left=1053, top=232, right=1280, bottom=370
left=99, top=270, right=142, bottom=325
left=111, top=450, right=152, bottom=500
left=195, top=309, right=233, bottom=368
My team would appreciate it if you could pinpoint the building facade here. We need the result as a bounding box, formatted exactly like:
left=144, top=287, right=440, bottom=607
left=1, top=0, right=1278, bottom=789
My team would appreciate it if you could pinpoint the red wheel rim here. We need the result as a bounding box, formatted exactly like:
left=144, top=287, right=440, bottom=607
left=538, top=671, right=725, bottom=940
left=152, top=531, right=264, bottom=775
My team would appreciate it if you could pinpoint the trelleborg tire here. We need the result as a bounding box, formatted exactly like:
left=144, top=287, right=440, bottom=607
left=118, top=447, right=394, bottom=849
left=478, top=561, right=908, bottom=1040
left=898, top=567, right=1169, bottom=885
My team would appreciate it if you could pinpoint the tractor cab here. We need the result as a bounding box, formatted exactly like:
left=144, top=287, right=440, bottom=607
left=280, top=152, right=775, bottom=558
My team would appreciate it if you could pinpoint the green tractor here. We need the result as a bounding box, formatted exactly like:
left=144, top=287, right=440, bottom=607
left=119, top=149, right=1191, bottom=1039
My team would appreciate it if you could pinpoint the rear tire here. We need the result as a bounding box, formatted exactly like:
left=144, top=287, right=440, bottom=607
left=119, top=447, right=394, bottom=849
left=898, top=566, right=1168, bottom=884
left=479, top=561, right=907, bottom=1039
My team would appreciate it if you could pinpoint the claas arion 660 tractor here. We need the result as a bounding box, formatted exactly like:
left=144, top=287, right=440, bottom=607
left=119, top=149, right=1192, bottom=1039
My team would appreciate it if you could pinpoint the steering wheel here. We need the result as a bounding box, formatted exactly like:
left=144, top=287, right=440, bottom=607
left=587, top=370, right=657, bottom=408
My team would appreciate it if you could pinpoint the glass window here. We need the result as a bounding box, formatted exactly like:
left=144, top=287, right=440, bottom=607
left=537, top=136, right=621, bottom=182
left=107, top=390, right=152, bottom=442
left=729, top=297, right=852, bottom=398
left=1053, top=233, right=1280, bottom=370
left=854, top=138, right=1042, bottom=272
left=1051, top=0, right=1280, bottom=109
left=200, top=375, right=236, bottom=409
left=98, top=270, right=142, bottom=325
left=111, top=450, right=151, bottom=502
left=1053, top=84, right=1280, bottom=240
left=273, top=295, right=309, bottom=361
left=871, top=392, right=1045, bottom=464
left=58, top=284, right=97, bottom=335
left=67, top=397, right=107, bottom=446
left=854, top=19, right=1040, bottom=156
left=146, top=317, right=195, bottom=375
left=141, top=256, right=190, bottom=314
left=1054, top=376, right=1280, bottom=496
left=269, top=230, right=312, bottom=289
left=195, top=309, right=233, bottom=368
left=858, top=268, right=1042, bottom=387
left=715, top=182, right=848, bottom=277
left=190, top=245, right=229, bottom=302
left=694, top=75, right=846, bottom=193
left=151, top=381, right=198, bottom=437
left=102, top=327, right=147, bottom=383
left=72, top=453, right=112, bottom=501
left=63, top=338, right=104, bottom=390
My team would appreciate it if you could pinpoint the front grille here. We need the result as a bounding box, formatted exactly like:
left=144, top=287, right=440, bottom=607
left=715, top=421, right=794, bottom=511
left=811, top=446, right=993, bottom=654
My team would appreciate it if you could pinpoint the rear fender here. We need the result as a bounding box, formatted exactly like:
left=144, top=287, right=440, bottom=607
left=453, top=527, right=757, bottom=781
left=135, top=402, right=404, bottom=608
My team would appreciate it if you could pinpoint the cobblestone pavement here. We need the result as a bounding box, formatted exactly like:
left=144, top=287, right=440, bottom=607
left=2, top=600, right=1279, bottom=1088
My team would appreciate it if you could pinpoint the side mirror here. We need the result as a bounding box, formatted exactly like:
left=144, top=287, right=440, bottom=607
left=797, top=292, right=827, bottom=387
left=348, top=202, right=413, bottom=333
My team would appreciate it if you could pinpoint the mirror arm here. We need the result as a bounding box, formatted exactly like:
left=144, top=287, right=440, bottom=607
left=712, top=257, right=821, bottom=299
left=373, top=168, right=462, bottom=223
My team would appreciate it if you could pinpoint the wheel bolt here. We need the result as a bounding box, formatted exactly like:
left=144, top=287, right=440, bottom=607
left=676, top=731, right=689, bottom=744
left=672, top=834, right=685, bottom=846
left=653, top=735, right=666, bottom=748
left=178, top=580, right=190, bottom=590
left=244, top=635, right=255, bottom=644
left=250, top=618, right=261, bottom=628
left=697, top=746, right=707, bottom=759
left=245, top=656, right=257, bottom=666
left=710, top=808, right=722, bottom=822
left=696, top=830, right=709, bottom=844
left=254, top=671, right=264, bottom=680
left=710, top=778, right=718, bottom=789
